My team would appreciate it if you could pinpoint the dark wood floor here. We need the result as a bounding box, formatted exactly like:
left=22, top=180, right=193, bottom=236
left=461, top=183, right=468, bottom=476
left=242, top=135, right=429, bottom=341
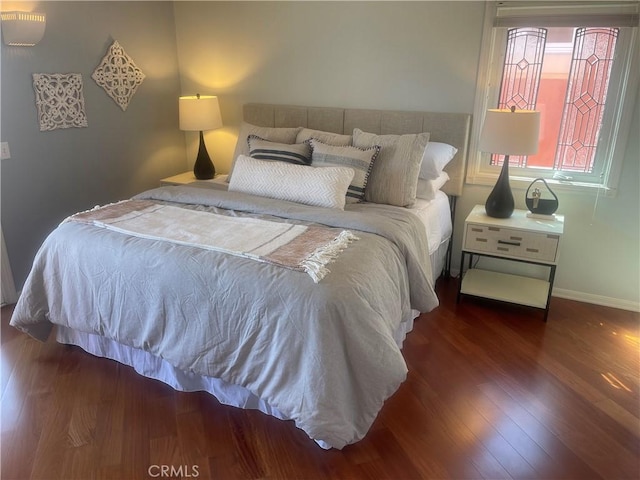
left=1, top=277, right=638, bottom=480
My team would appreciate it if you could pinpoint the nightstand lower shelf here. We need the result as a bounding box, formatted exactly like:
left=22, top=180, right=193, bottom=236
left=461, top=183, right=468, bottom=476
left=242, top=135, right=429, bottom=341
left=460, top=268, right=550, bottom=309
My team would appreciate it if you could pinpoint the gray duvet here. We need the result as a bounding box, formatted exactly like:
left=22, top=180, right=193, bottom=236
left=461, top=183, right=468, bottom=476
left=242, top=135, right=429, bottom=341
left=10, top=185, right=439, bottom=448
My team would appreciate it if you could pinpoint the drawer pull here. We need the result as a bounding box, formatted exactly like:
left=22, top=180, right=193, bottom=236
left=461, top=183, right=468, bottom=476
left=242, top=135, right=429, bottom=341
left=510, top=236, right=523, bottom=241
left=497, top=246, right=510, bottom=252
left=488, top=227, right=500, bottom=232
left=498, top=239, right=521, bottom=247
left=471, top=227, right=483, bottom=232
left=526, top=248, right=539, bottom=253
left=475, top=238, right=487, bottom=243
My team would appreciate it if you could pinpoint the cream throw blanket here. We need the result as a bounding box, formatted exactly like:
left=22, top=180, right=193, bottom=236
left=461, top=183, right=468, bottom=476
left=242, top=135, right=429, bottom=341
left=66, top=200, right=358, bottom=282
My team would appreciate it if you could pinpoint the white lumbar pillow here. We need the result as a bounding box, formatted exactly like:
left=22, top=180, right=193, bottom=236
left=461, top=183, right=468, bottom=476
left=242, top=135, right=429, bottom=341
left=228, top=154, right=355, bottom=210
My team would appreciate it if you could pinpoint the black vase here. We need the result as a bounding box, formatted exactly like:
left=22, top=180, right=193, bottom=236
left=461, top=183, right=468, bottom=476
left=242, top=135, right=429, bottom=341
left=193, top=130, right=215, bottom=180
left=485, top=159, right=514, bottom=218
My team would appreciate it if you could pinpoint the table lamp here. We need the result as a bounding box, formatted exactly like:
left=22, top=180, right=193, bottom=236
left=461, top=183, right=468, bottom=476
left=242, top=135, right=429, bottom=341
left=179, top=94, right=223, bottom=179
left=478, top=106, right=540, bottom=218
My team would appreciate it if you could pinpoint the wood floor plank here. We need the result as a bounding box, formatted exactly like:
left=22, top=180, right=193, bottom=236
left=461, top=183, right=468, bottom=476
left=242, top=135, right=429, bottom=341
left=380, top=378, right=492, bottom=479
left=2, top=277, right=638, bottom=479
left=29, top=372, right=77, bottom=480
left=95, top=366, right=126, bottom=470
left=478, top=381, right=603, bottom=479
left=485, top=354, right=639, bottom=479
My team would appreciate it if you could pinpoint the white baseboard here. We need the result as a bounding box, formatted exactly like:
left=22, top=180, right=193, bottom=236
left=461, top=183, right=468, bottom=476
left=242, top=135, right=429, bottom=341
left=552, top=288, right=640, bottom=313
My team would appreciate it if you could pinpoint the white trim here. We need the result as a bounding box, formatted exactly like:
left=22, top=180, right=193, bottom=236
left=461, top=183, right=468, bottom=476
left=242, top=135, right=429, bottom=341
left=469, top=173, right=619, bottom=198
left=599, top=26, right=639, bottom=194
left=495, top=14, right=639, bottom=28
left=495, top=1, right=640, bottom=20
left=552, top=288, right=640, bottom=313
left=467, top=1, right=498, bottom=189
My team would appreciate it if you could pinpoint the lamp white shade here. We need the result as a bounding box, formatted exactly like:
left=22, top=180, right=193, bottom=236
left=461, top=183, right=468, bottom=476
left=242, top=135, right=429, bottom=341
left=179, top=95, right=223, bottom=131
left=0, top=11, right=46, bottom=46
left=479, top=109, right=540, bottom=156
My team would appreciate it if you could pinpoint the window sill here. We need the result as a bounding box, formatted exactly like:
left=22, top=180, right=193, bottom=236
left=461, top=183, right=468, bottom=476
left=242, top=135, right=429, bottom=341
left=466, top=172, right=616, bottom=197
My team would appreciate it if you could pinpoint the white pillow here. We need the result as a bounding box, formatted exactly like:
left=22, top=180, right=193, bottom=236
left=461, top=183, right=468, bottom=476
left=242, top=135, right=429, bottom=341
left=416, top=171, right=450, bottom=201
left=419, top=142, right=458, bottom=180
left=228, top=155, right=355, bottom=210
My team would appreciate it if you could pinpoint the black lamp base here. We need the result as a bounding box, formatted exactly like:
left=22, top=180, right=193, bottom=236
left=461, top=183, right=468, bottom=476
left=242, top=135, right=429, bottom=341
left=193, top=130, right=215, bottom=180
left=485, top=156, right=514, bottom=218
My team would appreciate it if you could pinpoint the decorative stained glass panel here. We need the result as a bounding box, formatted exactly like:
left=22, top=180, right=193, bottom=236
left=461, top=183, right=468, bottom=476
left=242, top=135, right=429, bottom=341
left=494, top=28, right=547, bottom=167
left=554, top=28, right=618, bottom=173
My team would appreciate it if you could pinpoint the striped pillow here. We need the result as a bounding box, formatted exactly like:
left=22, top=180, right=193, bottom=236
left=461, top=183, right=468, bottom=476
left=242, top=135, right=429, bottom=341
left=228, top=122, right=302, bottom=183
left=310, top=139, right=379, bottom=203
left=248, top=135, right=311, bottom=166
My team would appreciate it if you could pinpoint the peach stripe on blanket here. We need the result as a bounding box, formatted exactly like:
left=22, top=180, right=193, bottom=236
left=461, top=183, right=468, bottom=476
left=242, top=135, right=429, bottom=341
left=66, top=199, right=358, bottom=282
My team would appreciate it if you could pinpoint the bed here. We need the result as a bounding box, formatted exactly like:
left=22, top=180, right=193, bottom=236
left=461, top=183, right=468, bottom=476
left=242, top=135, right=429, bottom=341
left=10, top=104, right=471, bottom=449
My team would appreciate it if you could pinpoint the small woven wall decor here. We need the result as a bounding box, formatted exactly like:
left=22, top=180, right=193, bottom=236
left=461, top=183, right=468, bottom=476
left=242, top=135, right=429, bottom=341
left=92, top=40, right=146, bottom=111
left=32, top=73, right=88, bottom=131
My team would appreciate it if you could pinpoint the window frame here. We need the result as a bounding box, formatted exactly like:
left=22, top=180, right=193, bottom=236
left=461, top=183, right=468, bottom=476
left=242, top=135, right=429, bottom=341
left=467, top=1, right=639, bottom=196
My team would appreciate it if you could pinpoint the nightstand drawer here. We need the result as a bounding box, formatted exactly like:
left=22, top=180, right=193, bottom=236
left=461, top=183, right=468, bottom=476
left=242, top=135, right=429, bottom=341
left=464, top=224, right=560, bottom=263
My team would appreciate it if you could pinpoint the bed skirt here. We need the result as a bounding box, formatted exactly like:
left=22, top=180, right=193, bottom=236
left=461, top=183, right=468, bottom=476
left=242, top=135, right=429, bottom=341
left=430, top=239, right=449, bottom=283
left=55, top=308, right=420, bottom=449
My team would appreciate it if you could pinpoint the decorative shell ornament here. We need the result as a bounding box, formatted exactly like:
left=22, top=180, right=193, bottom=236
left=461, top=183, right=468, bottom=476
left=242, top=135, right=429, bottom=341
left=92, top=40, right=145, bottom=111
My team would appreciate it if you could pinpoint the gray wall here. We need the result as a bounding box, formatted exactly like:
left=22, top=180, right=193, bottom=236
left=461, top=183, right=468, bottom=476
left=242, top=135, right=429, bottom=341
left=173, top=1, right=640, bottom=310
left=1, top=1, right=186, bottom=287
left=173, top=1, right=483, bottom=175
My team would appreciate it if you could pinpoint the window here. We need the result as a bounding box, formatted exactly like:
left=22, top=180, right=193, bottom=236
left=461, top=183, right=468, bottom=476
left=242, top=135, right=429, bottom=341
left=468, top=1, right=639, bottom=193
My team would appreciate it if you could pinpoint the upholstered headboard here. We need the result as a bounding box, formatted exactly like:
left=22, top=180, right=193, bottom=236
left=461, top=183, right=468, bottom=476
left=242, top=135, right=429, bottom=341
left=242, top=103, right=471, bottom=197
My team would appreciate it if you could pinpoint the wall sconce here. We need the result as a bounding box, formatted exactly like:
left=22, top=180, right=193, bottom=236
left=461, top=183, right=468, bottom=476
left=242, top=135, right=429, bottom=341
left=1, top=11, right=46, bottom=46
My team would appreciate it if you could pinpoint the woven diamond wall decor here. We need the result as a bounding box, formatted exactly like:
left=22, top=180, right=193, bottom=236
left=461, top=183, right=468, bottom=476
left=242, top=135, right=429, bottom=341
left=32, top=73, right=88, bottom=131
left=92, top=40, right=146, bottom=111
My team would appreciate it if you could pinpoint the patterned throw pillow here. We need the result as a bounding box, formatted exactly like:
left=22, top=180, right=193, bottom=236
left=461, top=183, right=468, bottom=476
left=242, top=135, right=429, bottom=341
left=248, top=135, right=312, bottom=166
left=232, top=122, right=301, bottom=159
left=228, top=155, right=355, bottom=210
left=228, top=122, right=302, bottom=182
left=309, top=139, right=379, bottom=203
left=353, top=128, right=430, bottom=207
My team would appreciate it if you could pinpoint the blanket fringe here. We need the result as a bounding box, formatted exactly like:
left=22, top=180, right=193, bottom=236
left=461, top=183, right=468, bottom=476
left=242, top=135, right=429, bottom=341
left=301, top=230, right=359, bottom=283
left=60, top=200, right=129, bottom=226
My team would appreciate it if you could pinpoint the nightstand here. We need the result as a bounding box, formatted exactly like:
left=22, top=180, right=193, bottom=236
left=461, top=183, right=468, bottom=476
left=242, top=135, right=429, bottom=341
left=457, top=205, right=564, bottom=321
left=160, top=172, right=228, bottom=186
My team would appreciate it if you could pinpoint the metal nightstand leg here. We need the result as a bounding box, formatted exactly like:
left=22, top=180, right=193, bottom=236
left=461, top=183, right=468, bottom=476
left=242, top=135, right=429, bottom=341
left=456, top=251, right=467, bottom=304
left=543, top=265, right=557, bottom=322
